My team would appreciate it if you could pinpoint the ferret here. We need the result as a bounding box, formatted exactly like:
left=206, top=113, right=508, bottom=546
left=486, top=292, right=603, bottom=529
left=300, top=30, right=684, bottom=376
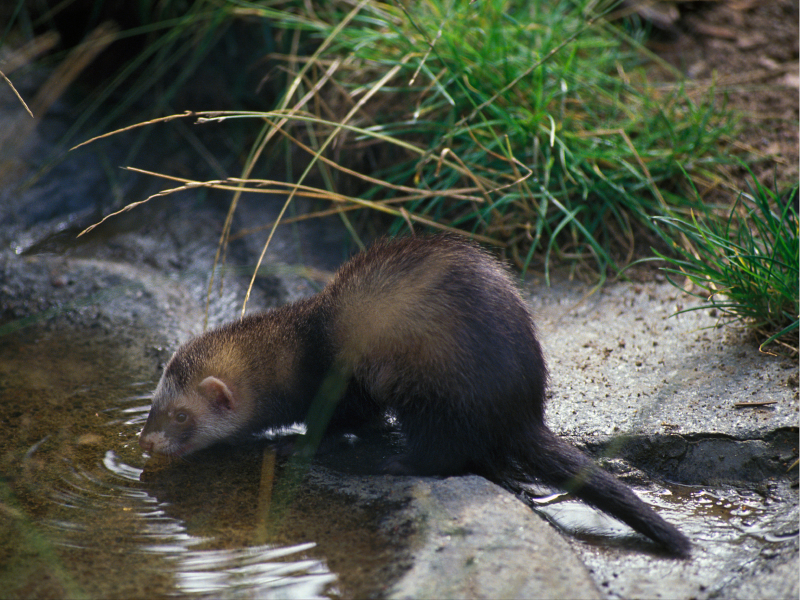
left=139, top=234, right=690, bottom=556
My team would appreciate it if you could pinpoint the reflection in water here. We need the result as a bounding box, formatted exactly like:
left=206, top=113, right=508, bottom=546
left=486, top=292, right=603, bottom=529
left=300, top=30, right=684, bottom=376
left=100, top=450, right=337, bottom=599
left=173, top=543, right=336, bottom=598
left=519, top=481, right=689, bottom=545
left=0, top=328, right=350, bottom=599
left=42, top=427, right=339, bottom=598
left=528, top=481, right=784, bottom=549
left=103, top=449, right=144, bottom=482
left=527, top=479, right=798, bottom=598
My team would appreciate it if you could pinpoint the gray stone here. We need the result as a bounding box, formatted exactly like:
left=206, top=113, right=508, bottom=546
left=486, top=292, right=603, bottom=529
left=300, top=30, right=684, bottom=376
left=387, top=476, right=601, bottom=600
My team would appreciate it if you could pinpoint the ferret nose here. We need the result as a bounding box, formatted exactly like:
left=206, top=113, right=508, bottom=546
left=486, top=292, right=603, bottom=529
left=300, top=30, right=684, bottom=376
left=139, top=435, right=153, bottom=452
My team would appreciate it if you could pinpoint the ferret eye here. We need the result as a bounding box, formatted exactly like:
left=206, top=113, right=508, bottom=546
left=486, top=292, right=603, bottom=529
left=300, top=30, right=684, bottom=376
left=175, top=412, right=188, bottom=423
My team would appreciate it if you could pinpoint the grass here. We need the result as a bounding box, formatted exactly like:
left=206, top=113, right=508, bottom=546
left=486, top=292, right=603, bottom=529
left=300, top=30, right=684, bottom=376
left=79, top=0, right=735, bottom=288
left=249, top=0, right=735, bottom=279
left=652, top=172, right=798, bottom=354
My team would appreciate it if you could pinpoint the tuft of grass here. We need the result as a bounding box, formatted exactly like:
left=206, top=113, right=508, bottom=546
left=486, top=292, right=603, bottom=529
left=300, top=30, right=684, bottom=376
left=255, top=0, right=735, bottom=278
left=71, top=1, right=750, bottom=313
left=62, top=0, right=736, bottom=282
left=653, top=173, right=798, bottom=355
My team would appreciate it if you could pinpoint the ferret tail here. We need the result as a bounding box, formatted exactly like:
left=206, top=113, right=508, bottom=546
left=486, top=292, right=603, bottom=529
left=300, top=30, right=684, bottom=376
left=518, top=427, right=691, bottom=557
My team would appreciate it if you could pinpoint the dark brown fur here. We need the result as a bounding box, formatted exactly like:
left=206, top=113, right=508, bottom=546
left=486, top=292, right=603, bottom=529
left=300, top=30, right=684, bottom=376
left=139, top=234, right=690, bottom=556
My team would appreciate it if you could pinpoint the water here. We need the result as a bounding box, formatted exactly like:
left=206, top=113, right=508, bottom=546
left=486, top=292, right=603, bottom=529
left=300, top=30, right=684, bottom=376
left=529, top=479, right=798, bottom=599
left=0, top=326, right=404, bottom=599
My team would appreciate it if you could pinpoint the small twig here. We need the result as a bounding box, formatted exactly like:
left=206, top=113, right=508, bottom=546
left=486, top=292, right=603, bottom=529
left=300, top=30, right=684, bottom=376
left=733, top=400, right=778, bottom=408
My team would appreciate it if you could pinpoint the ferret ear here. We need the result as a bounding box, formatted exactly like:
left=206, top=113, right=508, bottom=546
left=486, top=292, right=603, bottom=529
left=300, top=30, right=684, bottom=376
left=198, top=376, right=236, bottom=412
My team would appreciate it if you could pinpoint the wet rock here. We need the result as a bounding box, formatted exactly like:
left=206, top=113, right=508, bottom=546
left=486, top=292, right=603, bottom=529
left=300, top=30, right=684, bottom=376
left=387, top=476, right=601, bottom=600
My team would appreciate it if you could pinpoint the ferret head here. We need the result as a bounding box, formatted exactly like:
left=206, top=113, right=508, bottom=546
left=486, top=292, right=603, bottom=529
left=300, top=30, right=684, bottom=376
left=138, top=330, right=258, bottom=457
